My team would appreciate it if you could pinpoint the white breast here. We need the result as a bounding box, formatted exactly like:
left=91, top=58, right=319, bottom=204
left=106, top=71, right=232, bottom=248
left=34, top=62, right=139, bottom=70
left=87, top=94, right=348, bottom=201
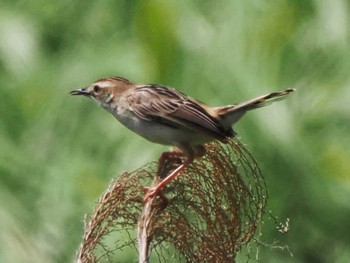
left=109, top=106, right=211, bottom=147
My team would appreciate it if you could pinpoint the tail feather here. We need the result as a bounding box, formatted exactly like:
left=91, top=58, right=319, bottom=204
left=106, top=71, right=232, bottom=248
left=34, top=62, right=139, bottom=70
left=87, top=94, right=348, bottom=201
left=216, top=88, right=295, bottom=129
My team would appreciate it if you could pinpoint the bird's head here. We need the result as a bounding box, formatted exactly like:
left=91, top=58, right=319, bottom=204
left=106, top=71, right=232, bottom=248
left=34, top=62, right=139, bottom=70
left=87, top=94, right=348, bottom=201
left=70, top=76, right=133, bottom=107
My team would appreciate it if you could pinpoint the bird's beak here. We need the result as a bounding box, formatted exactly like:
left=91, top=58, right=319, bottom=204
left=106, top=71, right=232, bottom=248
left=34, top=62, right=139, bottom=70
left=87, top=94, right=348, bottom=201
left=69, top=88, right=91, bottom=96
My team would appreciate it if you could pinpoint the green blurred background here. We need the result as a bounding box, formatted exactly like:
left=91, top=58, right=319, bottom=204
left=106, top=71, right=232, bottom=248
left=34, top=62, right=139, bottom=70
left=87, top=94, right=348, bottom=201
left=1, top=0, right=349, bottom=262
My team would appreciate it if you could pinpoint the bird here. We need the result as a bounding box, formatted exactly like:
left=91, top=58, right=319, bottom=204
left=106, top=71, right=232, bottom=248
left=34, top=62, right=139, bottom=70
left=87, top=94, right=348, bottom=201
left=70, top=76, right=294, bottom=201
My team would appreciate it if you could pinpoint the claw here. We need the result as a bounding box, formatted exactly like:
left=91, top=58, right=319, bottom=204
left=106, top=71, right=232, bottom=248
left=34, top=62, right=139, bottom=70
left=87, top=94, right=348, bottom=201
left=143, top=187, right=158, bottom=202
left=143, top=187, right=168, bottom=203
left=143, top=186, right=150, bottom=194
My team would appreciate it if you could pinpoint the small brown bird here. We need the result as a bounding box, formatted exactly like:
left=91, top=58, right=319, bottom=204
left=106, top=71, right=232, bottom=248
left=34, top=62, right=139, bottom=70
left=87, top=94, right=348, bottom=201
left=70, top=77, right=294, bottom=200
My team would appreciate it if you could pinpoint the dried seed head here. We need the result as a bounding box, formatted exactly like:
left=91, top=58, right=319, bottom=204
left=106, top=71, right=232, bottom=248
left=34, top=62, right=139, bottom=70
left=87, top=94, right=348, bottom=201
left=76, top=138, right=267, bottom=262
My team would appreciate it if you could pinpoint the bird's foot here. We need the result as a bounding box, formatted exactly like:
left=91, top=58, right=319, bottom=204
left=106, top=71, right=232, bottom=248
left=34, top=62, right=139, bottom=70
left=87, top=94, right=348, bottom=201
left=143, top=186, right=168, bottom=203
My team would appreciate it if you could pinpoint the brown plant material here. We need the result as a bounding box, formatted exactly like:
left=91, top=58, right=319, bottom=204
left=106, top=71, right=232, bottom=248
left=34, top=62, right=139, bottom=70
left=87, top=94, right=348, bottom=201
left=76, top=138, right=267, bottom=263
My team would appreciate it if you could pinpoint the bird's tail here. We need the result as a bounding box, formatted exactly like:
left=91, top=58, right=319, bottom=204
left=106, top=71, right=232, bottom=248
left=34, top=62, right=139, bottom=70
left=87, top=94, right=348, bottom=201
left=215, top=88, right=295, bottom=129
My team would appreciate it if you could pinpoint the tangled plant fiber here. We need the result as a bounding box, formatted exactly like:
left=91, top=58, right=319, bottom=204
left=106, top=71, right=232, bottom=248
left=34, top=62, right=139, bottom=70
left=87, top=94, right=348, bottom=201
left=76, top=138, right=267, bottom=262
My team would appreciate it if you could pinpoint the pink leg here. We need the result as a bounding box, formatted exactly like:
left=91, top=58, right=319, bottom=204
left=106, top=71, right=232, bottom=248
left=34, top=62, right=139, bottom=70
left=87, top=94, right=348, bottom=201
left=143, top=147, right=196, bottom=202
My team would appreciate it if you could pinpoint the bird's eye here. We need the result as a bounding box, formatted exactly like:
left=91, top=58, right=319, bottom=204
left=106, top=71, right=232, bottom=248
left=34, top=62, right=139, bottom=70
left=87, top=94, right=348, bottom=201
left=93, top=85, right=100, bottom=93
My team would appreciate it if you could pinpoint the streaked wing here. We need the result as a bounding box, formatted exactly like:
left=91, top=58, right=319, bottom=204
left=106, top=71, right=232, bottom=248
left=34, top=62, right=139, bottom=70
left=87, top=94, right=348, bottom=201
left=126, top=85, right=231, bottom=141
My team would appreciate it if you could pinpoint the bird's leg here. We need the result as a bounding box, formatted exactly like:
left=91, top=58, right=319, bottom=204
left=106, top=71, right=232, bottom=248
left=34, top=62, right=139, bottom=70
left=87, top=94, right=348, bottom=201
left=143, top=157, right=194, bottom=201
left=143, top=146, right=197, bottom=202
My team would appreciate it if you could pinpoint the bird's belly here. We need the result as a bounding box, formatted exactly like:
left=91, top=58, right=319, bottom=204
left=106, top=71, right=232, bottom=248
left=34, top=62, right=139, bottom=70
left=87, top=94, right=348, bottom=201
left=113, top=110, right=211, bottom=146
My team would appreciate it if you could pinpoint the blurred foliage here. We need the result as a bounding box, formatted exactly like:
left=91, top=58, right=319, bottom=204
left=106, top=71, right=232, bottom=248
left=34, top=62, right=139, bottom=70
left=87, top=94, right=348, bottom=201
left=0, top=0, right=349, bottom=262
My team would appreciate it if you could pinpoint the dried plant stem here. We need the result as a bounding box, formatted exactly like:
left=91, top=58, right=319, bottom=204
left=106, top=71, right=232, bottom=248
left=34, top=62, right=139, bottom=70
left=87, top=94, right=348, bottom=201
left=137, top=199, right=153, bottom=263
left=137, top=161, right=174, bottom=262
